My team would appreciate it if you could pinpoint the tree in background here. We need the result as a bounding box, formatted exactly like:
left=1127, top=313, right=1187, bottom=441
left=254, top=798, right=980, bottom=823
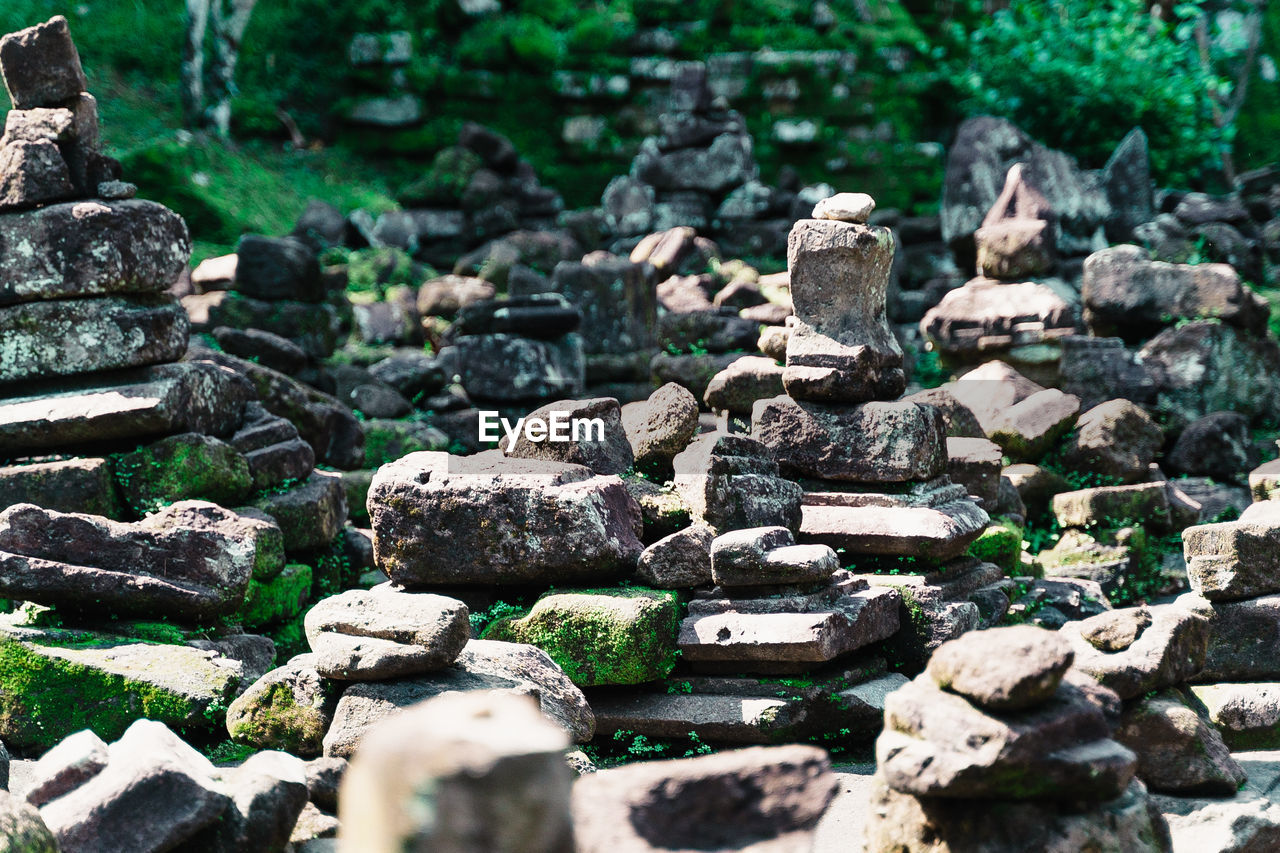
left=181, top=0, right=257, bottom=137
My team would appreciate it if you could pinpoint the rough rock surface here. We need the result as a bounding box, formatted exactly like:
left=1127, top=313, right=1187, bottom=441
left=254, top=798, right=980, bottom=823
left=369, top=451, right=643, bottom=586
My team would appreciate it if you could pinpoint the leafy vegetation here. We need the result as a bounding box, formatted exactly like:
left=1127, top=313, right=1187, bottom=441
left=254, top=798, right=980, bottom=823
left=953, top=0, right=1229, bottom=184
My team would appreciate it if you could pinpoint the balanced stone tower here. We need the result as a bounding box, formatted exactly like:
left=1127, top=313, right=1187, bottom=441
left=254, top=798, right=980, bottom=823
left=0, top=17, right=342, bottom=751
left=753, top=193, right=998, bottom=663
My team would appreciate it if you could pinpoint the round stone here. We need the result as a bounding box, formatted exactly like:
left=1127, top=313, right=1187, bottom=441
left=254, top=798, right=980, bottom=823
left=926, top=625, right=1074, bottom=712
left=811, top=192, right=876, bottom=223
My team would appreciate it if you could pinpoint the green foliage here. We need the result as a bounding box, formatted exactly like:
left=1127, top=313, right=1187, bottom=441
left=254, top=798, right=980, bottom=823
left=955, top=0, right=1227, bottom=184
left=580, top=728, right=717, bottom=769
left=468, top=600, right=529, bottom=635
left=344, top=247, right=424, bottom=296
left=203, top=739, right=258, bottom=765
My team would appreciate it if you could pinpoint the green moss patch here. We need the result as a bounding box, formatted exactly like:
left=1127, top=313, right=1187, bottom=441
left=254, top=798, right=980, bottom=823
left=483, top=587, right=681, bottom=687
left=241, top=563, right=313, bottom=629
left=967, top=516, right=1024, bottom=574
left=112, top=433, right=252, bottom=516
left=0, top=626, right=238, bottom=752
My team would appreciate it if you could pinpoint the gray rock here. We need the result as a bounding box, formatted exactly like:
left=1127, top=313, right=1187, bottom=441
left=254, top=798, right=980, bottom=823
left=672, top=433, right=802, bottom=534
left=25, top=730, right=109, bottom=808
left=304, top=585, right=470, bottom=680
left=454, top=640, right=595, bottom=742
left=572, top=745, right=835, bottom=853
left=678, top=576, right=901, bottom=671
left=226, top=654, right=334, bottom=759
left=987, top=388, right=1081, bottom=462
left=940, top=116, right=1110, bottom=257
left=1058, top=399, right=1164, bottom=485
left=1115, top=690, right=1245, bottom=796
left=620, top=382, right=700, bottom=475
left=0, top=16, right=86, bottom=109
left=976, top=218, right=1055, bottom=279
left=1062, top=604, right=1210, bottom=699
left=0, top=501, right=254, bottom=622
left=1083, top=244, right=1267, bottom=341
left=0, top=138, right=75, bottom=210
left=39, top=720, right=230, bottom=853
left=183, top=291, right=338, bottom=359
left=1059, top=335, right=1158, bottom=411
left=752, top=396, right=947, bottom=482
left=250, top=472, right=347, bottom=552
left=783, top=218, right=905, bottom=403
left=635, top=525, right=714, bottom=588
left=234, top=235, right=322, bottom=303
left=505, top=397, right=634, bottom=475
left=1140, top=321, right=1280, bottom=430
left=0, top=457, right=124, bottom=518
left=1052, top=482, right=1172, bottom=531
left=1184, top=502, right=1280, bottom=601
left=1167, top=412, right=1255, bottom=480
left=338, top=692, right=572, bottom=853
left=452, top=333, right=585, bottom=404
left=878, top=676, right=1135, bottom=799
left=0, top=294, right=188, bottom=383
left=867, top=776, right=1169, bottom=853
left=303, top=757, right=345, bottom=813
left=926, top=625, right=1074, bottom=712
left=187, top=348, right=363, bottom=470
left=704, top=356, right=784, bottom=416
left=921, top=278, right=1079, bottom=364
left=1190, top=682, right=1280, bottom=750
left=551, top=254, right=656, bottom=357
left=189, top=750, right=308, bottom=853
left=709, top=526, right=837, bottom=587
left=1156, top=787, right=1280, bottom=853
left=369, top=451, right=642, bottom=586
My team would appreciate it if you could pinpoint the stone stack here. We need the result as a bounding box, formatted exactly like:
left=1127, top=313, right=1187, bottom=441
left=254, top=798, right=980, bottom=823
left=922, top=165, right=1080, bottom=382
left=751, top=194, right=999, bottom=664
left=608, top=63, right=757, bottom=240
left=183, top=233, right=341, bottom=362
left=437, top=293, right=586, bottom=408
left=0, top=17, right=362, bottom=749
left=1174, top=502, right=1280, bottom=750
left=865, top=626, right=1172, bottom=852
left=1059, top=604, right=1246, bottom=797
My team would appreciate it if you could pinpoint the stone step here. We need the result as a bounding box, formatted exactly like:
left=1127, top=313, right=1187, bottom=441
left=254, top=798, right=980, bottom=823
left=678, top=586, right=900, bottom=673
left=0, top=361, right=250, bottom=455
left=799, top=499, right=988, bottom=563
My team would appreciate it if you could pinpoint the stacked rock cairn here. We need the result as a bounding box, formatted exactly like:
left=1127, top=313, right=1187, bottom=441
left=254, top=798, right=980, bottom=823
left=866, top=625, right=1173, bottom=851
left=752, top=193, right=1003, bottom=668
left=0, top=16, right=349, bottom=752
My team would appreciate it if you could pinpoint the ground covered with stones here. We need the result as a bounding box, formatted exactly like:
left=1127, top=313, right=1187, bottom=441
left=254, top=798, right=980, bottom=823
left=7, top=12, right=1280, bottom=853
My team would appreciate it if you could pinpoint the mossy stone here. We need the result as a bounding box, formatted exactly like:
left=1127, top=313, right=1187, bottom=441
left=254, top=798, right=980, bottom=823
left=0, top=621, right=240, bottom=751
left=968, top=516, right=1024, bottom=574
left=240, top=563, right=313, bottom=629
left=482, top=588, right=681, bottom=687
left=113, top=432, right=252, bottom=515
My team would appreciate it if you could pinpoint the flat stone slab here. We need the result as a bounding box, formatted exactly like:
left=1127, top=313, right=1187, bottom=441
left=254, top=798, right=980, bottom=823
left=1180, top=592, right=1280, bottom=683
left=678, top=585, right=901, bottom=672
left=0, top=501, right=256, bottom=622
left=1184, top=503, right=1280, bottom=601
left=0, top=619, right=243, bottom=751
left=0, top=199, right=190, bottom=306
left=0, top=361, right=250, bottom=454
left=369, top=450, right=643, bottom=586
left=0, top=294, right=188, bottom=384
left=799, top=499, right=989, bottom=563
left=752, top=396, right=946, bottom=483
left=588, top=690, right=800, bottom=744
